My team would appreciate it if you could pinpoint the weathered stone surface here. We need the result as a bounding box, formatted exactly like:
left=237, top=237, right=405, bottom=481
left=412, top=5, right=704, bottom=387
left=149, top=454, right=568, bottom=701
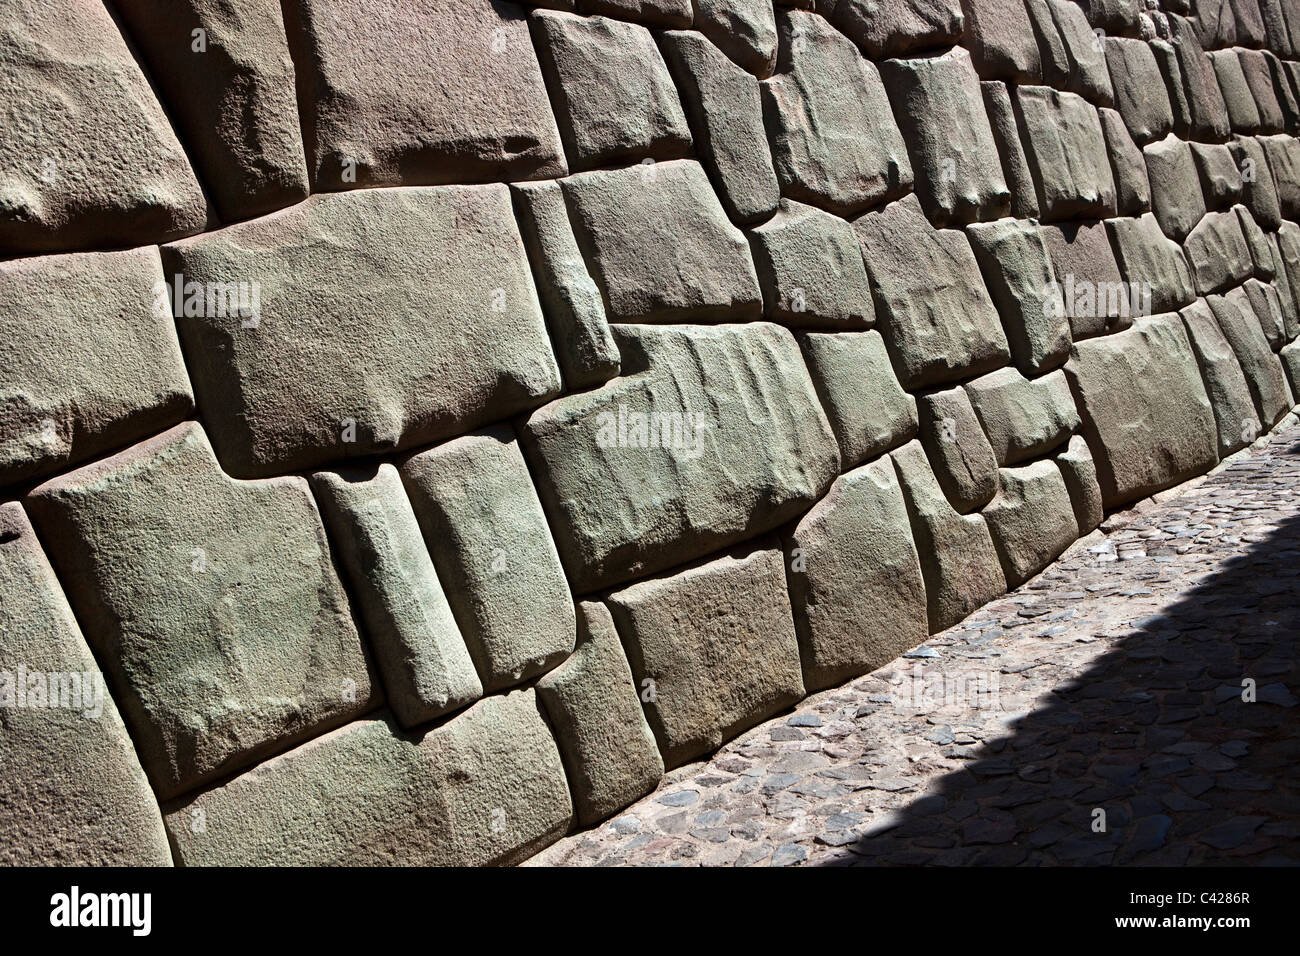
left=853, top=194, right=1010, bottom=388
left=1041, top=221, right=1133, bottom=339
left=981, top=81, right=1040, bottom=219
left=785, top=458, right=929, bottom=691
left=749, top=200, right=874, bottom=328
left=1191, top=0, right=1238, bottom=48
left=0, top=504, right=171, bottom=866
left=283, top=0, right=566, bottom=189
left=606, top=541, right=805, bottom=768
left=511, top=181, right=620, bottom=390
left=1105, top=37, right=1175, bottom=145
left=1164, top=14, right=1233, bottom=140
left=1259, top=0, right=1297, bottom=56
left=115, top=0, right=308, bottom=222
left=1106, top=212, right=1196, bottom=314
left=1235, top=205, right=1276, bottom=279
left=1271, top=223, right=1300, bottom=339
left=1065, top=314, right=1219, bottom=507
left=1237, top=50, right=1285, bottom=133
left=0, top=0, right=209, bottom=253
left=310, top=465, right=483, bottom=728
left=1190, top=142, right=1245, bottom=209
left=577, top=0, right=691, bottom=26
left=880, top=47, right=1011, bottom=226
left=1099, top=107, right=1153, bottom=216
left=1014, top=86, right=1117, bottom=221
left=1230, top=0, right=1269, bottom=45
left=762, top=11, right=913, bottom=216
left=166, top=185, right=561, bottom=478
left=1230, top=135, right=1283, bottom=229
left=25, top=422, right=378, bottom=800
left=1258, top=133, right=1300, bottom=220
left=1055, top=434, right=1104, bottom=535
left=521, top=323, right=839, bottom=592
left=0, top=246, right=194, bottom=489
left=1266, top=52, right=1300, bottom=130
left=916, top=386, right=1001, bottom=512
left=965, top=367, right=1081, bottom=466
left=1076, top=0, right=1143, bottom=33
left=830, top=0, right=965, bottom=59
left=1180, top=298, right=1263, bottom=456
left=1183, top=210, right=1253, bottom=294
left=536, top=602, right=664, bottom=825
left=1144, top=134, right=1208, bottom=242
left=1207, top=289, right=1295, bottom=427
left=1048, top=0, right=1116, bottom=103
left=1281, top=340, right=1300, bottom=394
left=891, top=440, right=1007, bottom=632
left=800, top=330, right=917, bottom=470
left=692, top=0, right=778, bottom=77
left=661, top=31, right=780, bottom=225
left=1210, top=49, right=1264, bottom=133
left=561, top=160, right=762, bottom=322
left=166, top=691, right=572, bottom=865
left=1241, top=278, right=1288, bottom=351
left=983, top=460, right=1079, bottom=587
left=966, top=218, right=1072, bottom=375
left=959, top=0, right=1041, bottom=81
left=531, top=12, right=691, bottom=171
left=400, top=426, right=575, bottom=692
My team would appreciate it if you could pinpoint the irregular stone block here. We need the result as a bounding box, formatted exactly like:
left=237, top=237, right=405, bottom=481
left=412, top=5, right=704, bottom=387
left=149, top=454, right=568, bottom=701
left=400, top=426, right=575, bottom=692
left=521, top=323, right=839, bottom=592
left=1076, top=0, right=1143, bottom=32
left=660, top=31, right=780, bottom=225
left=530, top=12, right=691, bottom=172
left=0, top=504, right=171, bottom=866
left=830, top=0, right=965, bottom=59
left=0, top=0, right=208, bottom=252
left=966, top=218, right=1072, bottom=375
left=1259, top=133, right=1300, bottom=220
left=1025, top=0, right=1071, bottom=89
left=1013, top=86, right=1117, bottom=221
left=1234, top=205, right=1276, bottom=279
left=692, top=0, right=778, bottom=76
left=1281, top=340, right=1300, bottom=394
left=0, top=246, right=194, bottom=489
left=166, top=691, right=572, bottom=866
left=959, top=0, right=1041, bottom=81
left=1241, top=278, right=1287, bottom=349
left=310, top=465, right=482, bottom=728
left=916, top=386, right=1001, bottom=513
left=1230, top=0, right=1269, bottom=45
left=536, top=602, right=664, bottom=825
left=1207, top=289, right=1295, bottom=427
left=1041, top=221, right=1134, bottom=339
left=1271, top=224, right=1300, bottom=339
left=1049, top=0, right=1115, bottom=103
left=1055, top=434, right=1104, bottom=536
left=1183, top=210, right=1253, bottom=294
left=1099, top=107, right=1152, bottom=216
left=1065, top=314, right=1218, bottom=507
left=1264, top=51, right=1300, bottom=130
left=964, top=367, right=1081, bottom=466
left=1210, top=49, right=1264, bottom=133
left=762, top=11, right=913, bottom=216
left=561, top=159, right=762, bottom=322
left=890, top=440, right=1007, bottom=632
left=1105, top=37, right=1175, bottom=145
left=1164, top=14, right=1232, bottom=140
left=1192, top=0, right=1238, bottom=47
left=1190, top=142, right=1245, bottom=209
left=800, top=330, right=917, bottom=469
left=1106, top=212, right=1196, bottom=314
left=1237, top=49, right=1285, bottom=133
left=880, top=46, right=1011, bottom=226
left=853, top=194, right=1010, bottom=388
left=1144, top=134, right=1208, bottom=241
left=606, top=541, right=805, bottom=769
left=1230, top=135, right=1283, bottom=229
left=25, top=422, right=378, bottom=800
left=114, top=0, right=309, bottom=222
left=577, top=0, right=692, bottom=25
left=748, top=200, right=874, bottom=328
left=1180, top=298, right=1263, bottom=456
left=981, top=81, right=1040, bottom=219
left=1259, top=0, right=1297, bottom=56
left=785, top=458, right=929, bottom=692
left=983, top=460, right=1079, bottom=587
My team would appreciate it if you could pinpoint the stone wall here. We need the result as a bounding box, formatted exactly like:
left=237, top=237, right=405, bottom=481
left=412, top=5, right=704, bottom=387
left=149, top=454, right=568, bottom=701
left=2, top=0, right=1299, bottom=865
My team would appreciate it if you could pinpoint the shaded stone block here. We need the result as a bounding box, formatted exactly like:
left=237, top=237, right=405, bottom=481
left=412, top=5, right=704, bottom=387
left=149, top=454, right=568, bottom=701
left=1270, top=223, right=1300, bottom=339
left=1055, top=434, right=1104, bottom=536
left=1048, top=0, right=1116, bottom=103
left=916, top=386, right=1001, bottom=513
left=1144, top=134, right=1207, bottom=242
left=1163, top=14, right=1232, bottom=140
left=1234, top=205, right=1276, bottom=279
left=1076, top=0, right=1143, bottom=33
left=1190, top=142, right=1245, bottom=209
left=577, top=0, right=692, bottom=25
left=1106, top=212, right=1196, bottom=314
left=982, top=460, right=1079, bottom=587
left=1207, top=289, right=1295, bottom=427
left=959, top=0, right=1042, bottom=81
left=830, top=0, right=965, bottom=59
left=1180, top=298, right=1263, bottom=456
left=1183, top=210, right=1253, bottom=295
left=1013, top=86, right=1117, bottom=221
left=1241, top=277, right=1288, bottom=350
left=1105, top=37, right=1175, bottom=145
left=1280, top=340, right=1300, bottom=395
left=1210, top=49, right=1264, bottom=133
left=1258, top=133, right=1300, bottom=220
left=1099, top=107, right=1152, bottom=216
left=692, top=0, right=779, bottom=77
left=1041, top=221, right=1134, bottom=340
left=1230, top=135, right=1283, bottom=229
left=1237, top=49, right=1285, bottom=133
left=981, top=81, right=1041, bottom=219
left=964, top=367, right=1081, bottom=466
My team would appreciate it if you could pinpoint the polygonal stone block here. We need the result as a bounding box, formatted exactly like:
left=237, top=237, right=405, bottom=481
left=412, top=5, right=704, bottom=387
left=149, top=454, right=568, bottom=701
left=1014, top=86, right=1118, bottom=221
left=964, top=367, right=1081, bottom=466
left=982, top=460, right=1080, bottom=587
left=1180, top=298, right=1263, bottom=457
left=1105, top=37, right=1175, bottom=144
left=916, top=386, right=1001, bottom=513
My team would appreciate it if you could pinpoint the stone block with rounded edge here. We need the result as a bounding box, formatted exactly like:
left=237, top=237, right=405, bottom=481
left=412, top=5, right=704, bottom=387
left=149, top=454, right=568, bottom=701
left=1280, top=341, right=1300, bottom=395
left=1230, top=136, right=1282, bottom=230
left=1206, top=289, right=1295, bottom=428
left=1099, top=107, right=1152, bottom=216
left=916, top=386, right=1001, bottom=513
left=1180, top=299, right=1262, bottom=457
left=1055, top=435, right=1104, bottom=536
left=1144, top=135, right=1208, bottom=242
left=1164, top=15, right=1232, bottom=140
left=692, top=0, right=778, bottom=77
left=1191, top=142, right=1245, bottom=209
left=1235, top=205, right=1276, bottom=280
left=1076, top=0, right=1142, bottom=32
left=1258, top=134, right=1300, bottom=220
left=1272, top=224, right=1300, bottom=339
left=830, top=0, right=965, bottom=59
left=964, top=367, right=1081, bottom=466
left=1041, top=221, right=1133, bottom=340
left=1183, top=210, right=1253, bottom=295
left=1242, top=278, right=1287, bottom=350
left=1210, top=49, right=1263, bottom=133
left=1237, top=50, right=1285, bottom=132
left=1048, top=0, right=1115, bottom=103
left=25, top=422, right=378, bottom=800
left=959, top=0, right=1041, bottom=81
left=578, top=0, right=691, bottom=25
left=982, top=460, right=1080, bottom=588
left=1105, top=37, right=1175, bottom=144
left=1106, top=213, right=1196, bottom=315
left=1013, top=87, right=1118, bottom=222
left=981, top=81, right=1040, bottom=219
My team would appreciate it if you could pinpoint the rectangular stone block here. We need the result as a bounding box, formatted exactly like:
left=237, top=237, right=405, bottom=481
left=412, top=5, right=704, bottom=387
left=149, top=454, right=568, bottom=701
left=964, top=367, right=1081, bottom=466
left=983, top=460, right=1080, bottom=588
left=1180, top=298, right=1262, bottom=457
left=1013, top=86, right=1118, bottom=221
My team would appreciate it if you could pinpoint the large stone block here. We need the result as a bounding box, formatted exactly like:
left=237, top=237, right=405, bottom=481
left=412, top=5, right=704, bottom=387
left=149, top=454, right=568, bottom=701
left=25, top=422, right=378, bottom=800
left=1041, top=221, right=1133, bottom=340
left=1183, top=210, right=1253, bottom=295
left=960, top=0, right=1041, bottom=81
left=606, top=541, right=805, bottom=769
left=1207, top=289, right=1295, bottom=428
left=1099, top=107, right=1152, bottom=216
left=521, top=323, right=839, bottom=592
left=916, top=386, right=1001, bottom=513
left=1013, top=86, right=1118, bottom=221
left=1235, top=205, right=1276, bottom=280
left=965, top=367, right=1081, bottom=467
left=1047, top=0, right=1115, bottom=103
left=1144, top=134, right=1208, bottom=242
left=1259, top=134, right=1300, bottom=220
left=830, top=0, right=965, bottom=59
left=1241, top=278, right=1287, bottom=350
left=1076, top=0, right=1143, bottom=32
left=577, top=0, right=691, bottom=25
left=981, top=81, right=1040, bottom=219
left=692, top=0, right=778, bottom=77
left=1238, top=50, right=1286, bottom=132
left=1190, top=142, right=1245, bottom=209
left=1210, top=49, right=1264, bottom=133
left=1106, top=213, right=1196, bottom=314
left=983, top=460, right=1080, bottom=588
left=1163, top=15, right=1232, bottom=140
left=1271, top=225, right=1300, bottom=340
left=1180, top=298, right=1262, bottom=457
left=1231, top=136, right=1283, bottom=230
left=785, top=458, right=929, bottom=692
left=1281, top=340, right=1300, bottom=395
left=0, top=505, right=171, bottom=865
left=165, top=691, right=572, bottom=865
left=1104, top=37, right=1175, bottom=145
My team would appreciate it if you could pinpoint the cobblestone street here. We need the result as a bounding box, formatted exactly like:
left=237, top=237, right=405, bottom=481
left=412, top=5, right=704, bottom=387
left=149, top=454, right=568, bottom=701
left=531, top=417, right=1300, bottom=867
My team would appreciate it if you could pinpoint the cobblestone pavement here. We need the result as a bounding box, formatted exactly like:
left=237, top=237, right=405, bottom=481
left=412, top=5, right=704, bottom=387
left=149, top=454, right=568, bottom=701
left=529, top=418, right=1300, bottom=867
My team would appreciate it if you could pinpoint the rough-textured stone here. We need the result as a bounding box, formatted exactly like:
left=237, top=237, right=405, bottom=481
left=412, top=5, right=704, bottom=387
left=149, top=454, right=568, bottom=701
left=692, top=0, right=778, bottom=77
left=830, top=0, right=965, bottom=59
left=785, top=458, right=929, bottom=692
left=1144, top=134, right=1208, bottom=242
left=530, top=12, right=691, bottom=172
left=283, top=0, right=566, bottom=189
left=577, top=0, right=691, bottom=26
left=966, top=218, right=1072, bottom=375
left=748, top=200, right=874, bottom=328
left=1258, top=133, right=1300, bottom=220
left=1192, top=0, right=1238, bottom=48
left=853, top=194, right=1010, bottom=388
left=0, top=504, right=172, bottom=866
left=964, top=367, right=1081, bottom=466
left=1105, top=37, right=1176, bottom=145
left=1049, top=0, right=1116, bottom=103
left=981, top=81, right=1041, bottom=219
left=561, top=160, right=763, bottom=322
left=1055, top=434, right=1104, bottom=536
left=1180, top=298, right=1263, bottom=456
left=1190, top=142, right=1245, bottom=209
left=114, top=0, right=309, bottom=222
left=536, top=602, right=664, bottom=825
left=1271, top=223, right=1300, bottom=339
left=916, top=386, right=1001, bottom=513
left=1230, top=135, right=1283, bottom=229
left=606, top=541, right=805, bottom=769
left=1041, top=221, right=1133, bottom=340
left=1258, top=0, right=1297, bottom=56
left=880, top=47, right=1011, bottom=226
left=1237, top=50, right=1285, bottom=133
left=400, top=426, right=576, bottom=692
left=959, top=0, right=1041, bottom=81
left=1266, top=52, right=1300, bottom=130
left=983, top=460, right=1080, bottom=587
left=1183, top=210, right=1253, bottom=294
left=1211, top=49, right=1265, bottom=133
left=0, top=246, right=194, bottom=489
left=660, top=31, right=780, bottom=225
left=1076, top=0, right=1143, bottom=33
left=762, top=11, right=913, bottom=216
left=1106, top=212, right=1197, bottom=314
left=1234, top=204, right=1276, bottom=279
left=1099, top=107, right=1153, bottom=216
left=166, top=691, right=573, bottom=865
left=800, top=331, right=917, bottom=469
left=521, top=323, right=839, bottom=592
left=1014, top=86, right=1118, bottom=221
left=1281, top=340, right=1300, bottom=394
left=1065, top=314, right=1219, bottom=507
left=890, top=441, right=1007, bottom=633
left=1242, top=278, right=1287, bottom=350
left=0, top=0, right=209, bottom=252
left=25, top=422, right=378, bottom=800
left=1164, top=14, right=1233, bottom=140
left=1025, top=0, right=1072, bottom=89
left=310, top=465, right=483, bottom=728
left=1207, top=289, right=1295, bottom=427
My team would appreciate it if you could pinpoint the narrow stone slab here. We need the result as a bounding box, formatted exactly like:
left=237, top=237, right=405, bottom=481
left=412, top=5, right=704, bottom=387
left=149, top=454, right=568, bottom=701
left=310, top=465, right=483, bottom=728
left=1242, top=278, right=1288, bottom=350
left=1183, top=210, right=1253, bottom=295
left=1235, top=205, right=1276, bottom=280
left=982, top=81, right=1040, bottom=220
left=1280, top=340, right=1300, bottom=395
left=1271, top=226, right=1300, bottom=340
left=1025, top=0, right=1071, bottom=89
left=1055, top=434, right=1104, bottom=536
left=1048, top=0, right=1115, bottom=103
left=1180, top=298, right=1263, bottom=457
left=964, top=367, right=1081, bottom=466
left=1076, top=0, right=1143, bottom=33
left=785, top=458, right=929, bottom=692
left=1014, top=86, right=1117, bottom=221
left=916, top=386, right=1001, bottom=513
left=1144, top=134, right=1208, bottom=242
left=830, top=0, right=965, bottom=59
left=1106, top=212, right=1196, bottom=315
left=1041, top=221, right=1133, bottom=340
left=1238, top=50, right=1286, bottom=133
left=1259, top=134, right=1300, bottom=221
left=578, top=0, right=691, bottom=26
left=1165, top=15, right=1232, bottom=140
left=1099, top=107, right=1152, bottom=216
left=1231, top=136, right=1283, bottom=230
left=983, top=460, right=1079, bottom=588
left=0, top=504, right=171, bottom=865
left=1210, top=49, right=1264, bottom=133
left=692, top=0, right=778, bottom=77
left=25, top=422, right=378, bottom=800
left=165, top=691, right=572, bottom=866
left=1105, top=37, right=1175, bottom=144
left=1207, top=289, right=1295, bottom=428
left=400, top=425, right=576, bottom=693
